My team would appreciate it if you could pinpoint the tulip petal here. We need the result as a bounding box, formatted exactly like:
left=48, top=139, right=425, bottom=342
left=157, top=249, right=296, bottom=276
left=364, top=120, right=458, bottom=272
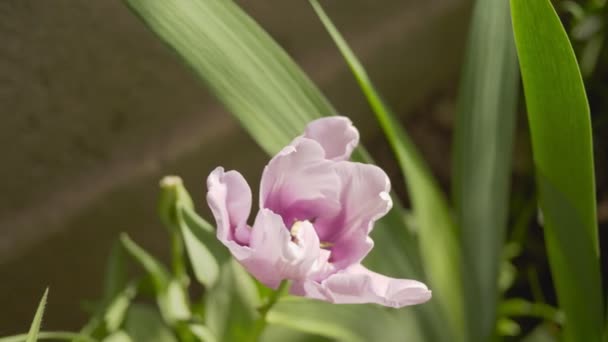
left=206, top=167, right=253, bottom=258
left=303, top=116, right=359, bottom=161
left=260, top=138, right=341, bottom=227
left=244, top=209, right=324, bottom=288
left=297, top=264, right=431, bottom=308
left=316, top=162, right=392, bottom=268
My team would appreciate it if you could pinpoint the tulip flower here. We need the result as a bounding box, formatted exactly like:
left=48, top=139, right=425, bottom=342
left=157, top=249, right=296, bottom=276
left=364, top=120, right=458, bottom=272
left=207, top=116, right=431, bottom=308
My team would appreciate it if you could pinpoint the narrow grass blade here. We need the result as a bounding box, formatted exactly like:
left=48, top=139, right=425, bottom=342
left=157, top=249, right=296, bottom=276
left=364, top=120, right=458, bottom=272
left=511, top=0, right=604, bottom=340
left=24, top=288, right=49, bottom=342
left=452, top=0, right=519, bottom=339
left=309, top=1, right=464, bottom=340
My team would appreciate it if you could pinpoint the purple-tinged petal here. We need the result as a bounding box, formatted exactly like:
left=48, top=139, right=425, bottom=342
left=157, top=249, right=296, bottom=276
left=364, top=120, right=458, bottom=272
left=242, top=210, right=327, bottom=289
left=316, top=162, right=392, bottom=268
left=206, top=167, right=252, bottom=258
left=303, top=116, right=359, bottom=161
left=297, top=264, right=431, bottom=308
left=260, top=138, right=341, bottom=227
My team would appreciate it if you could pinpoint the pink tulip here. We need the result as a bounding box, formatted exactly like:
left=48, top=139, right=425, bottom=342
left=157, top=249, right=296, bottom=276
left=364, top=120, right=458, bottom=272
left=207, top=116, right=431, bottom=308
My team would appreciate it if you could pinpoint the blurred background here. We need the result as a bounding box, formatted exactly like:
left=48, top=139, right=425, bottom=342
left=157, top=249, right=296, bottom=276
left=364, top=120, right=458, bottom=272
left=0, top=0, right=605, bottom=336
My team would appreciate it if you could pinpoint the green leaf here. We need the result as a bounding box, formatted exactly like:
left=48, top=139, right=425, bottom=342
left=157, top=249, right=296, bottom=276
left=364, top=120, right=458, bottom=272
left=267, top=297, right=424, bottom=342
left=309, top=1, right=463, bottom=340
left=24, top=288, right=49, bottom=342
left=120, top=234, right=191, bottom=324
left=179, top=205, right=230, bottom=289
left=452, top=0, right=519, bottom=339
left=188, top=324, right=217, bottom=342
left=511, top=0, right=604, bottom=341
left=124, top=0, right=333, bottom=155
left=124, top=305, right=178, bottom=342
left=102, top=331, right=133, bottom=342
left=499, top=298, right=564, bottom=324
left=104, top=284, right=137, bottom=333
left=0, top=332, right=95, bottom=342
left=204, top=260, right=260, bottom=342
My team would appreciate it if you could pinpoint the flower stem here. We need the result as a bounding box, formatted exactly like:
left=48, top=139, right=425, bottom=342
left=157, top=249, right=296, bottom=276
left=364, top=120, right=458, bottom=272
left=250, top=280, right=290, bottom=341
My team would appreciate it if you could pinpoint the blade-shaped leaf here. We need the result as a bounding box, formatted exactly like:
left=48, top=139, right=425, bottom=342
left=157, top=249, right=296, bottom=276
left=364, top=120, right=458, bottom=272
left=452, top=0, right=519, bottom=339
left=120, top=234, right=191, bottom=324
left=309, top=1, right=463, bottom=340
left=511, top=0, right=604, bottom=341
left=26, top=288, right=48, bottom=342
left=124, top=0, right=332, bottom=154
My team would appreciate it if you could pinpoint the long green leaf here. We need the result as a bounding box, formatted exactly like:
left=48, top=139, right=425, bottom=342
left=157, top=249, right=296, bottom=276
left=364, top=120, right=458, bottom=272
left=511, top=0, right=604, bottom=341
left=452, top=0, right=519, bottom=339
left=124, top=0, right=331, bottom=154
left=309, top=1, right=463, bottom=340
left=25, top=288, right=49, bottom=342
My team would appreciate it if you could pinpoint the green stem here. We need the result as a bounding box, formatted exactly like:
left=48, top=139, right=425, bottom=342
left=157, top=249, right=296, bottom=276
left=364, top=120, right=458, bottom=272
left=170, top=224, right=187, bottom=285
left=250, top=280, right=290, bottom=341
left=0, top=331, right=97, bottom=342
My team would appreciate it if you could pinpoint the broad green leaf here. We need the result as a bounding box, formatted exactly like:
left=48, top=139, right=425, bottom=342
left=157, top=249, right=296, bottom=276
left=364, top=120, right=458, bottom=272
left=309, top=1, right=462, bottom=340
left=120, top=234, right=191, bottom=324
left=452, top=0, right=519, bottom=340
left=511, top=0, right=604, bottom=341
left=204, top=260, right=260, bottom=341
left=25, top=288, right=48, bottom=342
left=124, top=304, right=178, bottom=342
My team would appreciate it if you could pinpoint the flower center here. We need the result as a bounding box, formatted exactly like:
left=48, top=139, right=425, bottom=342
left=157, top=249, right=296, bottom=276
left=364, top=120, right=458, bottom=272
left=290, top=221, right=333, bottom=249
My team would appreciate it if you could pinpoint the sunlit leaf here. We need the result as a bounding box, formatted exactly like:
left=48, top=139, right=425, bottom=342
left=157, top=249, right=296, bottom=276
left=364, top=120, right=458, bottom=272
left=511, top=0, right=604, bottom=340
